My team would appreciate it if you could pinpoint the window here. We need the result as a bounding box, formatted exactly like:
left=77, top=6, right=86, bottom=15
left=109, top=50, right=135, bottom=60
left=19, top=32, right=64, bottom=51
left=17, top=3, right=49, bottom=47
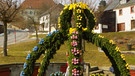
left=131, top=6, right=134, bottom=13
left=43, top=17, right=44, bottom=21
left=119, top=9, right=122, bottom=15
left=131, top=20, right=135, bottom=29
left=103, top=25, right=108, bottom=29
left=46, top=16, right=48, bottom=20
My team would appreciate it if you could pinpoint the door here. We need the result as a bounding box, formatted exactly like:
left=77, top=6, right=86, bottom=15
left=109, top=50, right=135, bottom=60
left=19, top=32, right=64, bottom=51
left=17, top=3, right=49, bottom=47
left=117, top=23, right=125, bottom=31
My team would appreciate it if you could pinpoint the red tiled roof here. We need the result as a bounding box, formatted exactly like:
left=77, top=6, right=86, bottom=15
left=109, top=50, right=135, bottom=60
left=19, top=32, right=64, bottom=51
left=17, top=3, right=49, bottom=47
left=21, top=0, right=55, bottom=9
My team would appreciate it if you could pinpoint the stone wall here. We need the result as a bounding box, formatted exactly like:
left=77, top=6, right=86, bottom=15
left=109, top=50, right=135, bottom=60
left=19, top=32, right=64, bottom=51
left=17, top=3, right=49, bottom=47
left=0, top=63, right=90, bottom=76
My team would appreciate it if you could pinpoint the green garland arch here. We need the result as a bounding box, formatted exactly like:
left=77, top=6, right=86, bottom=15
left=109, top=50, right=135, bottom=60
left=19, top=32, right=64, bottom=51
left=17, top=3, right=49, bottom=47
left=20, top=2, right=130, bottom=76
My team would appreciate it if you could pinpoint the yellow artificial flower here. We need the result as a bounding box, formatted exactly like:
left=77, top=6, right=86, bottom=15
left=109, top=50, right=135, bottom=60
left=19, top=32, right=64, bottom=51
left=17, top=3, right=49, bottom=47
left=115, top=46, right=120, bottom=52
left=92, top=30, right=94, bottom=33
left=60, top=11, right=63, bottom=15
left=58, top=24, right=61, bottom=28
left=82, top=27, right=87, bottom=31
left=40, top=60, right=43, bottom=66
left=76, top=9, right=82, bottom=13
left=78, top=2, right=88, bottom=9
left=76, top=22, right=82, bottom=28
left=69, top=3, right=76, bottom=10
left=125, top=63, right=130, bottom=69
left=90, top=74, right=96, bottom=76
left=126, top=63, right=129, bottom=67
left=94, top=18, right=97, bottom=22
left=69, top=28, right=76, bottom=34
left=81, top=3, right=87, bottom=9
left=127, top=66, right=130, bottom=69
left=69, top=4, right=73, bottom=10
left=109, top=40, right=115, bottom=44
left=121, top=54, right=125, bottom=60
left=77, top=24, right=82, bottom=28
left=98, top=35, right=104, bottom=38
left=63, top=5, right=68, bottom=10
left=79, top=25, right=82, bottom=28
left=58, top=17, right=60, bottom=23
left=38, top=68, right=40, bottom=72
left=77, top=15, right=82, bottom=21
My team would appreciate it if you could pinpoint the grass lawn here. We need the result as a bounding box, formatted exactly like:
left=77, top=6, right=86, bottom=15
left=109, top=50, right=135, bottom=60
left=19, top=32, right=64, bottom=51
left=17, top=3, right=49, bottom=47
left=100, top=31, right=135, bottom=51
left=0, top=41, right=37, bottom=64
left=29, top=34, right=47, bottom=38
left=0, top=31, right=135, bottom=67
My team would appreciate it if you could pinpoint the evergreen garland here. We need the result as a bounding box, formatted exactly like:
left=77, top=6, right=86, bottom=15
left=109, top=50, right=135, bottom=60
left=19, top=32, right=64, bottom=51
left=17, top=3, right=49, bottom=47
left=20, top=31, right=68, bottom=76
left=83, top=30, right=130, bottom=76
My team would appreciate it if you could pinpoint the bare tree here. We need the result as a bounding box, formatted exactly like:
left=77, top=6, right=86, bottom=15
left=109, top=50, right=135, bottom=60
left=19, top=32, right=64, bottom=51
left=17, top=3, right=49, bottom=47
left=94, top=0, right=113, bottom=24
left=0, top=0, right=21, bottom=56
left=27, top=16, right=39, bottom=42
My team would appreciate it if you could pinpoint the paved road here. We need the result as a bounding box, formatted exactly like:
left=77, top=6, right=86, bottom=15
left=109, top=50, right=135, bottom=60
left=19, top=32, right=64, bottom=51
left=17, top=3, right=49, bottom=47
left=0, top=29, right=29, bottom=47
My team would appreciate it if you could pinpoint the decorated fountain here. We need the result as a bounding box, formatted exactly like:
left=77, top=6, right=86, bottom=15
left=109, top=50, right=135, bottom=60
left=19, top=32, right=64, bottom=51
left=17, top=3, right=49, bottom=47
left=20, top=2, right=130, bottom=76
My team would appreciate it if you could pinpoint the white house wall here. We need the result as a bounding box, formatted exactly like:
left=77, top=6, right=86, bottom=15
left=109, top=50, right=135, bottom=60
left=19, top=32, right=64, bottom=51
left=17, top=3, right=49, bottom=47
left=39, top=14, right=50, bottom=33
left=114, top=5, right=135, bottom=31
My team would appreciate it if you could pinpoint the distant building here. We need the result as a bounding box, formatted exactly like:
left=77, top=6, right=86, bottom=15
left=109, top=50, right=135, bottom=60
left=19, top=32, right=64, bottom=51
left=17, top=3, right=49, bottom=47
left=39, top=3, right=64, bottom=34
left=114, top=0, right=135, bottom=31
left=20, top=0, right=56, bottom=31
left=94, top=0, right=135, bottom=33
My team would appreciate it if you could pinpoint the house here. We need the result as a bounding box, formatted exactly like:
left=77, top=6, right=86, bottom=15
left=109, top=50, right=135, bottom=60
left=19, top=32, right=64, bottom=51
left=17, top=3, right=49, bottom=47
left=20, top=0, right=56, bottom=31
left=94, top=0, right=135, bottom=33
left=39, top=3, right=64, bottom=34
left=114, top=0, right=135, bottom=31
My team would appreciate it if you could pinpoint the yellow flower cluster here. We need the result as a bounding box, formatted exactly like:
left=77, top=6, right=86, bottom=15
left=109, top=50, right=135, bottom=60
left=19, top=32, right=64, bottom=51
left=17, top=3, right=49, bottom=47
left=115, top=46, right=120, bottom=52
left=76, top=2, right=88, bottom=9
left=121, top=54, right=125, bottom=60
left=68, top=2, right=88, bottom=10
left=69, top=28, right=77, bottom=34
left=109, top=40, right=115, bottom=44
left=125, top=63, right=130, bottom=69
left=69, top=3, right=76, bottom=10
left=98, top=35, right=104, bottom=38
left=69, top=27, right=87, bottom=34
